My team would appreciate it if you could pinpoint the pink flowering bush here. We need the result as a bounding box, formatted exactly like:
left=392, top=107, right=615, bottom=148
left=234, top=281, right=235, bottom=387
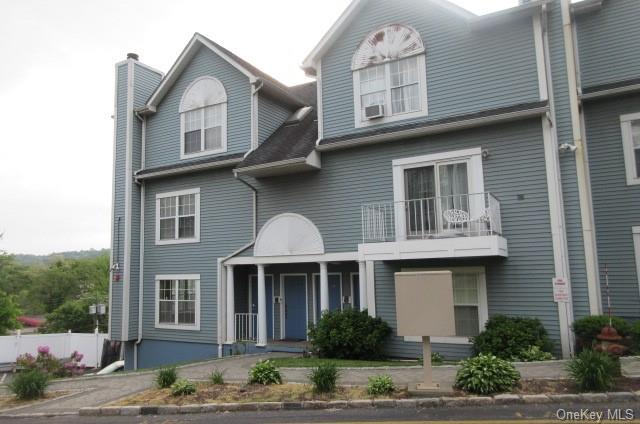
left=15, top=346, right=86, bottom=378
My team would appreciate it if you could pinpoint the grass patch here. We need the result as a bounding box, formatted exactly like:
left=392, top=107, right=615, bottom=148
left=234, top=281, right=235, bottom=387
left=269, top=357, right=420, bottom=368
left=111, top=382, right=410, bottom=406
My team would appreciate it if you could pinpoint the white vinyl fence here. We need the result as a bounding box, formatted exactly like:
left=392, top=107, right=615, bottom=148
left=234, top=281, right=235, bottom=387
left=0, top=330, right=107, bottom=368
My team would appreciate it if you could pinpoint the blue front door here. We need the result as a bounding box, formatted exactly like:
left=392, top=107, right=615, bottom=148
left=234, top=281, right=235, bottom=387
left=314, top=274, right=342, bottom=320
left=250, top=275, right=273, bottom=339
left=283, top=275, right=307, bottom=340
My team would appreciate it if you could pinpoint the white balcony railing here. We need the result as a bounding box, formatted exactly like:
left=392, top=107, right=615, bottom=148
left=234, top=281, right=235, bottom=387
left=234, top=313, right=258, bottom=342
left=361, top=192, right=502, bottom=243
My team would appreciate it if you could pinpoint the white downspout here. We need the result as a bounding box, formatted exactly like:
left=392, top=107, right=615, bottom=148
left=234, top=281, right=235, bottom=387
left=133, top=111, right=146, bottom=370
left=560, top=0, right=602, bottom=315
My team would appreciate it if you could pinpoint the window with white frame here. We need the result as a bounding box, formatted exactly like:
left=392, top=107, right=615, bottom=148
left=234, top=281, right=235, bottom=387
left=403, top=267, right=488, bottom=344
left=392, top=148, right=485, bottom=239
left=179, top=76, right=227, bottom=159
left=352, top=24, right=428, bottom=127
left=156, top=188, right=200, bottom=245
left=621, top=112, right=640, bottom=185
left=155, top=275, right=200, bottom=330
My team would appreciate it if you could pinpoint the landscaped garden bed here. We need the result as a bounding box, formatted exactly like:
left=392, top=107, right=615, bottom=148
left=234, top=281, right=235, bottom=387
left=111, top=382, right=411, bottom=406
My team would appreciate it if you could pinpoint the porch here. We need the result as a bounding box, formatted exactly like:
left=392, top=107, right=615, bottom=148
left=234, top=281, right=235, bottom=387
left=225, top=261, right=366, bottom=347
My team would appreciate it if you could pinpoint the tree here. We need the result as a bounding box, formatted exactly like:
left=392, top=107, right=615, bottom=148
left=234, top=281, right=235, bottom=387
left=42, top=298, right=107, bottom=333
left=0, top=290, right=21, bottom=335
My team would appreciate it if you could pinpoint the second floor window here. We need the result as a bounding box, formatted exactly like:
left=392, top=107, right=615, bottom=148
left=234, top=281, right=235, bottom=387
left=180, top=76, right=227, bottom=159
left=621, top=112, right=640, bottom=185
left=156, top=188, right=200, bottom=245
left=352, top=24, right=428, bottom=128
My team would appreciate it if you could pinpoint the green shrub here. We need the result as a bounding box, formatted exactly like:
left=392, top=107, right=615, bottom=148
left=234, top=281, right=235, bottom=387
left=8, top=369, right=49, bottom=400
left=308, top=309, right=392, bottom=360
left=631, top=321, right=640, bottom=354
left=367, top=375, right=395, bottom=396
left=455, top=354, right=520, bottom=395
left=248, top=360, right=282, bottom=385
left=472, top=315, right=553, bottom=360
left=309, top=363, right=339, bottom=393
left=567, top=350, right=618, bottom=392
left=431, top=352, right=444, bottom=364
left=210, top=369, right=225, bottom=385
left=156, top=366, right=177, bottom=389
left=572, top=315, right=632, bottom=352
left=171, top=379, right=197, bottom=396
left=514, top=345, right=555, bottom=362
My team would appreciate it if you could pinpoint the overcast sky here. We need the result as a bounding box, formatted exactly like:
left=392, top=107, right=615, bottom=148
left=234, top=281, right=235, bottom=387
left=0, top=0, right=517, bottom=255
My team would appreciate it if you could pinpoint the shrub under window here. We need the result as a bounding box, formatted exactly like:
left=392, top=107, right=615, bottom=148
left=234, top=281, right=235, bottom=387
left=472, top=315, right=553, bottom=360
left=308, top=309, right=391, bottom=360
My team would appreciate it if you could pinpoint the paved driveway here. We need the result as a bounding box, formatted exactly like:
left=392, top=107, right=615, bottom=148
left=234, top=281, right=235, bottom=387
left=0, top=354, right=568, bottom=416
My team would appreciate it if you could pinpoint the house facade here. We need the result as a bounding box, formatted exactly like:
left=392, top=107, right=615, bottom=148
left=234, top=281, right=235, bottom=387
left=108, top=0, right=640, bottom=369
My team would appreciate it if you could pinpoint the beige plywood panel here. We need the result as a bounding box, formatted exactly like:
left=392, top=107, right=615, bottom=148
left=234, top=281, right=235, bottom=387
left=394, top=271, right=455, bottom=337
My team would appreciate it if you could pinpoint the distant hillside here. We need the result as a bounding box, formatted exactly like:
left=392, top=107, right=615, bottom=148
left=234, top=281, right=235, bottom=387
left=14, top=248, right=110, bottom=266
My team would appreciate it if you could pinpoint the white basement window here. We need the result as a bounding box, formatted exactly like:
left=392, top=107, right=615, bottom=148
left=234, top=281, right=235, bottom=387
left=621, top=112, right=640, bottom=185
left=352, top=24, right=428, bottom=128
left=402, top=267, right=488, bottom=345
left=155, top=188, right=200, bottom=245
left=155, top=275, right=200, bottom=330
left=180, top=76, right=227, bottom=159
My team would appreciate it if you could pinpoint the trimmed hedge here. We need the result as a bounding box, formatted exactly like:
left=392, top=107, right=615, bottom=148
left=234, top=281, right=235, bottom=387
left=472, top=315, right=553, bottom=360
left=308, top=309, right=391, bottom=360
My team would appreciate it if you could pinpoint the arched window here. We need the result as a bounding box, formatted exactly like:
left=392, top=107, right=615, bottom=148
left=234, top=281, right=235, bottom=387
left=179, top=76, right=227, bottom=158
left=352, top=24, right=428, bottom=127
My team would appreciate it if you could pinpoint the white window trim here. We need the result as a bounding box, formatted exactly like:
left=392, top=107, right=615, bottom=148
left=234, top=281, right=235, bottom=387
left=155, top=188, right=201, bottom=245
left=401, top=266, right=488, bottom=345
left=392, top=147, right=485, bottom=241
left=180, top=103, right=228, bottom=159
left=633, top=227, right=640, bottom=299
left=620, top=112, right=640, bottom=186
left=353, top=54, right=428, bottom=128
left=154, top=274, right=201, bottom=331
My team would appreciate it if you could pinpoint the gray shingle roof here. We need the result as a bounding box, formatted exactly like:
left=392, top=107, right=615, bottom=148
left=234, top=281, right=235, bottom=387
left=237, top=82, right=318, bottom=170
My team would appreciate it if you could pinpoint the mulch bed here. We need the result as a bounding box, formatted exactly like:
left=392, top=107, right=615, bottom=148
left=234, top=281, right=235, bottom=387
left=0, top=391, right=69, bottom=410
left=112, top=383, right=410, bottom=406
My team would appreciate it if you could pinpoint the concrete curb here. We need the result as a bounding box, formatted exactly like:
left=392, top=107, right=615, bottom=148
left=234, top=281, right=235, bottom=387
left=69, top=391, right=640, bottom=417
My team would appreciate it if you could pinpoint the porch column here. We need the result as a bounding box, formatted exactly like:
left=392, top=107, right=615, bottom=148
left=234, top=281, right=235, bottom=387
left=319, top=261, right=329, bottom=313
left=257, top=264, right=267, bottom=346
left=226, top=265, right=235, bottom=343
left=358, top=261, right=367, bottom=311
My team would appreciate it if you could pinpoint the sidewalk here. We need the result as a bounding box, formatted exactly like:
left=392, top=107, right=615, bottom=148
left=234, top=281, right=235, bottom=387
left=0, top=354, right=568, bottom=416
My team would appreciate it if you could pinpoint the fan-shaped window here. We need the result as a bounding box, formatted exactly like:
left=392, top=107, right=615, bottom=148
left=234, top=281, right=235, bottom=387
left=352, top=25, right=428, bottom=128
left=179, top=76, right=227, bottom=159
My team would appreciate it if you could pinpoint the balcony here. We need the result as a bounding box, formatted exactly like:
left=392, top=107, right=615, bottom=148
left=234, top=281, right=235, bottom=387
left=359, top=192, right=508, bottom=260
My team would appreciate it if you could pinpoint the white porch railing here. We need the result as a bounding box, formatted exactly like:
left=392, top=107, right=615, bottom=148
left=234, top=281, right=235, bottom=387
left=234, top=313, right=258, bottom=342
left=362, top=192, right=502, bottom=243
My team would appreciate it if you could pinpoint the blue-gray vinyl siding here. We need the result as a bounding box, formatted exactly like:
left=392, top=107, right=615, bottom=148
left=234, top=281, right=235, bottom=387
left=110, top=63, right=128, bottom=341
left=584, top=93, right=640, bottom=321
left=145, top=46, right=252, bottom=169
left=251, top=118, right=562, bottom=355
left=131, top=339, right=219, bottom=369
left=547, top=1, right=591, bottom=320
left=127, top=63, right=163, bottom=340
left=258, top=94, right=292, bottom=144
left=142, top=169, right=253, bottom=344
left=320, top=0, right=540, bottom=139
left=576, top=0, right=640, bottom=89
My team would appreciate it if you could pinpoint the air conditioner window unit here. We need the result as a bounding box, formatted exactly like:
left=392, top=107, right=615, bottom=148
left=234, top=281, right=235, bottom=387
left=364, top=104, right=384, bottom=119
